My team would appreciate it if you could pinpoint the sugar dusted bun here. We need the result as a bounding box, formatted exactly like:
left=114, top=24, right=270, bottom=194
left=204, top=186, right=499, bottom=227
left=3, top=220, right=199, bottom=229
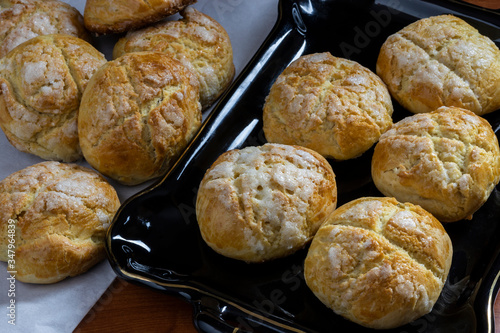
left=376, top=14, right=500, bottom=115
left=0, top=0, right=90, bottom=58
left=304, top=197, right=453, bottom=329
left=196, top=143, right=337, bottom=263
left=263, top=52, right=393, bottom=160
left=78, top=51, right=202, bottom=185
left=0, top=161, right=120, bottom=284
left=84, top=0, right=197, bottom=34
left=371, top=106, right=500, bottom=222
left=113, top=7, right=234, bottom=110
left=0, top=34, right=107, bottom=162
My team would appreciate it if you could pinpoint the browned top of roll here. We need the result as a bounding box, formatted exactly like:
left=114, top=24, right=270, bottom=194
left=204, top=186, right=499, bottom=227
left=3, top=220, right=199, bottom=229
left=0, top=34, right=106, bottom=162
left=78, top=51, right=202, bottom=185
left=304, top=197, right=453, bottom=329
left=84, top=0, right=197, bottom=34
left=0, top=0, right=90, bottom=58
left=263, top=52, right=393, bottom=160
left=371, top=106, right=500, bottom=222
left=196, top=143, right=337, bottom=263
left=377, top=14, right=500, bottom=115
left=113, top=7, right=234, bottom=109
left=0, top=161, right=120, bottom=284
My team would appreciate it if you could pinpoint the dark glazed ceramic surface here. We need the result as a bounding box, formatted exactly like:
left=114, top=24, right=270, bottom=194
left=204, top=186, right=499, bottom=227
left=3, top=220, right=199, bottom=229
left=106, top=1, right=500, bottom=332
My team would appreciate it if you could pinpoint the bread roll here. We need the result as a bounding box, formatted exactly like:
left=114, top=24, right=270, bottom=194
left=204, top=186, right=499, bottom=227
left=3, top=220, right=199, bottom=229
left=304, top=197, right=453, bottom=329
left=0, top=34, right=107, bottom=162
left=84, top=0, right=197, bottom=34
left=0, top=161, right=120, bottom=284
left=113, top=7, right=234, bottom=109
left=371, top=106, right=500, bottom=222
left=196, top=143, right=337, bottom=263
left=0, top=0, right=90, bottom=58
left=263, top=52, right=393, bottom=160
left=376, top=14, right=500, bottom=115
left=78, top=51, right=202, bottom=185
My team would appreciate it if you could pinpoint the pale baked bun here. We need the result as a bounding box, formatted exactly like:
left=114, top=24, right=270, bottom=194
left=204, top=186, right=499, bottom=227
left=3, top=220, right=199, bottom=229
left=113, top=7, right=234, bottom=109
left=304, top=197, right=453, bottom=329
left=0, top=161, right=120, bottom=284
left=84, top=0, right=197, bottom=34
left=376, top=14, right=500, bottom=115
left=196, top=143, right=337, bottom=263
left=0, top=34, right=107, bottom=162
left=263, top=52, right=393, bottom=161
left=0, top=0, right=90, bottom=58
left=371, top=106, right=500, bottom=222
left=78, top=51, right=202, bottom=185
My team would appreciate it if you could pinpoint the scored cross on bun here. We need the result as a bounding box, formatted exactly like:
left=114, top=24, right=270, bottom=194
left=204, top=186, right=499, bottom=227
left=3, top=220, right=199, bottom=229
left=304, top=197, right=453, bottom=329
left=371, top=106, right=500, bottom=222
left=377, top=14, right=500, bottom=115
left=0, top=34, right=107, bottom=162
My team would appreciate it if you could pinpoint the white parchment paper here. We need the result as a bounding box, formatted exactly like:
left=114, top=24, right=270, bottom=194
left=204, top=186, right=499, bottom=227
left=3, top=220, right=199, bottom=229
left=0, top=1, right=278, bottom=332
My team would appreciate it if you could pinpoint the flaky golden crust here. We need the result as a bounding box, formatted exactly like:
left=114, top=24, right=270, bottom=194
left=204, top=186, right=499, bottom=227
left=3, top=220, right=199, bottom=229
left=0, top=34, right=107, bottom=162
left=84, top=0, right=197, bottom=34
left=113, top=7, right=234, bottom=109
left=0, top=161, right=120, bottom=284
left=78, top=51, right=202, bottom=185
left=304, top=197, right=453, bottom=329
left=196, top=143, right=337, bottom=263
left=0, top=0, right=90, bottom=58
left=371, top=106, right=500, bottom=222
left=263, top=52, right=394, bottom=161
left=377, top=14, right=500, bottom=115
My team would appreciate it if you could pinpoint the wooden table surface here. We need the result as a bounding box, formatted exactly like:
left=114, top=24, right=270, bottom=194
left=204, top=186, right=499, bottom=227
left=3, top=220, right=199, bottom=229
left=74, top=276, right=500, bottom=332
left=73, top=1, right=500, bottom=332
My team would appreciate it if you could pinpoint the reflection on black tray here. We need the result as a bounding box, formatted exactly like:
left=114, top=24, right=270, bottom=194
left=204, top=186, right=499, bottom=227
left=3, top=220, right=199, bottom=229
left=106, top=1, right=500, bottom=332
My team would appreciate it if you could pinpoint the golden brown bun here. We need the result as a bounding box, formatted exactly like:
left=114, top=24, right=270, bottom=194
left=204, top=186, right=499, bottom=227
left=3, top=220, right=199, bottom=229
left=0, top=34, right=107, bottom=162
left=113, top=7, right=234, bottom=109
left=371, top=106, right=500, bottom=222
left=78, top=51, right=202, bottom=185
left=84, top=0, right=197, bottom=34
left=0, top=161, right=120, bottom=284
left=196, top=143, right=337, bottom=263
left=304, top=197, right=453, bottom=329
left=376, top=14, right=500, bottom=115
left=263, top=52, right=393, bottom=160
left=0, top=0, right=90, bottom=58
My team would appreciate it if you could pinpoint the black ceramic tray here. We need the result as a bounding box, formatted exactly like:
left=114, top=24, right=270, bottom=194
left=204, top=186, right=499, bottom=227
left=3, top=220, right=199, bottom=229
left=106, top=1, right=500, bottom=332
